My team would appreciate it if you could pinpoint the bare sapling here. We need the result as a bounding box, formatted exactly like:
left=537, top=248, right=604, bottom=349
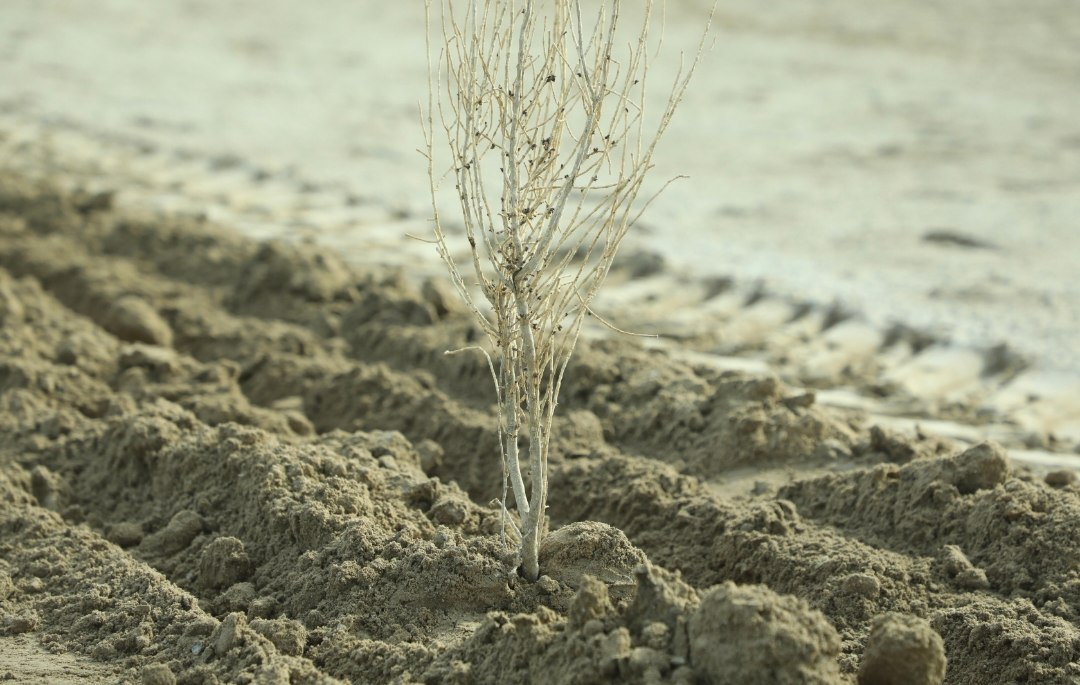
left=423, top=0, right=709, bottom=581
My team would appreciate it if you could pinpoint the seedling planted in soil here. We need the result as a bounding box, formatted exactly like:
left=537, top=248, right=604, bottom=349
left=424, top=0, right=709, bottom=580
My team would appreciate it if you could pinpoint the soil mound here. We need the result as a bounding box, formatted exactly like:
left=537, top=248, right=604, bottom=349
left=2, top=174, right=1079, bottom=683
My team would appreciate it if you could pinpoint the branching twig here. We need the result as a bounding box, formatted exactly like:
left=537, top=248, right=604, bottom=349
left=426, top=0, right=709, bottom=581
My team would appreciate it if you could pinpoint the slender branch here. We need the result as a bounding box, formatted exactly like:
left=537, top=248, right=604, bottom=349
left=426, top=0, right=711, bottom=581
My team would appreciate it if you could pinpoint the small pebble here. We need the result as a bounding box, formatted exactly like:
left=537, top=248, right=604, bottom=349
left=1045, top=470, right=1076, bottom=488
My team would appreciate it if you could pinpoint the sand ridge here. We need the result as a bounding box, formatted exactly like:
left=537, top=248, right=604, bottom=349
left=1, top=175, right=1078, bottom=683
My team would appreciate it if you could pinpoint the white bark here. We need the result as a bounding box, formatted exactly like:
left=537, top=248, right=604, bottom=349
left=425, top=0, right=709, bottom=581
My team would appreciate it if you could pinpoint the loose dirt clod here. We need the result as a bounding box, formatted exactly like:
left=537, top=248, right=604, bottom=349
left=689, top=582, right=842, bottom=685
left=539, top=521, right=647, bottom=595
left=858, top=612, right=946, bottom=685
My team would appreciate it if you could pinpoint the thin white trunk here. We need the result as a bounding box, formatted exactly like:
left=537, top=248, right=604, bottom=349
left=426, top=0, right=710, bottom=583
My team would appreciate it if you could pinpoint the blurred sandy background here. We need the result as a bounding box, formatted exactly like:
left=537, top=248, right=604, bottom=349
left=1, top=0, right=1078, bottom=375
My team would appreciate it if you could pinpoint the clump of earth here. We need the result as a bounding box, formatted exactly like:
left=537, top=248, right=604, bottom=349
left=1, top=174, right=1078, bottom=683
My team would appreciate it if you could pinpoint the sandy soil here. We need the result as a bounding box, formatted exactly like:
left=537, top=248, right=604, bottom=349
left=1, top=175, right=1079, bottom=684
left=1, top=0, right=1080, bottom=682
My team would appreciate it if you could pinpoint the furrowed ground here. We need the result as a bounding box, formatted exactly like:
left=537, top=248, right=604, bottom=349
left=1, top=173, right=1079, bottom=684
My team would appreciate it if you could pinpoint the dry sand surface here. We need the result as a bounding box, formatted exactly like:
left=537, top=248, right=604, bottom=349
left=2, top=0, right=1080, bottom=683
